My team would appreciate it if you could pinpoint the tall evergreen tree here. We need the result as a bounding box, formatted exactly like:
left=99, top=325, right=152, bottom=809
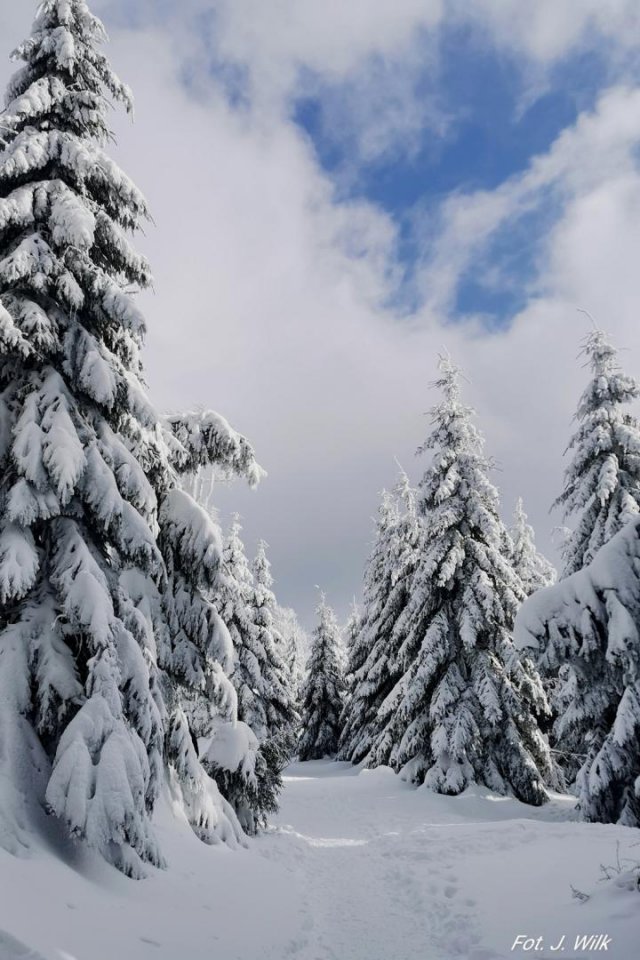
left=153, top=413, right=263, bottom=848
left=555, top=329, right=640, bottom=578
left=339, top=471, right=420, bottom=765
left=338, top=492, right=397, bottom=760
left=340, top=598, right=362, bottom=702
left=0, top=0, right=170, bottom=875
left=251, top=541, right=299, bottom=770
left=516, top=517, right=640, bottom=826
left=0, top=3, right=260, bottom=871
left=274, top=603, right=306, bottom=706
left=219, top=516, right=260, bottom=715
left=377, top=358, right=554, bottom=804
left=510, top=498, right=556, bottom=596
left=156, top=483, right=243, bottom=846
left=206, top=517, right=282, bottom=832
left=367, top=471, right=422, bottom=768
left=299, top=593, right=346, bottom=760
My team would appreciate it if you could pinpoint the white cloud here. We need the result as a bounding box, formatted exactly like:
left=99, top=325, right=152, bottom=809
left=2, top=3, right=640, bottom=625
left=455, top=0, right=640, bottom=65
left=107, top=27, right=640, bottom=622
left=212, top=0, right=445, bottom=100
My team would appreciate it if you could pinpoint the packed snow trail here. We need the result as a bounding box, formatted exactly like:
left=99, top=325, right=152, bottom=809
left=262, top=762, right=487, bottom=959
left=0, top=761, right=639, bottom=960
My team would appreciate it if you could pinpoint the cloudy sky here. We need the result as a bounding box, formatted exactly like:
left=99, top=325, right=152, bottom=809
left=2, top=1, right=640, bottom=628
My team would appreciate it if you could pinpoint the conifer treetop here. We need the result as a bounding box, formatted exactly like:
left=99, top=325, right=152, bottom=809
left=253, top=540, right=277, bottom=616
left=417, top=355, right=516, bottom=601
left=224, top=513, right=253, bottom=584
left=510, top=497, right=556, bottom=596
left=555, top=328, right=640, bottom=577
left=7, top=1, right=133, bottom=141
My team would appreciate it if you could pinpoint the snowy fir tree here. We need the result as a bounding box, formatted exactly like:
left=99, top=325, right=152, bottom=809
left=156, top=480, right=245, bottom=848
left=373, top=358, right=554, bottom=803
left=299, top=593, right=346, bottom=761
left=149, top=411, right=263, bottom=849
left=337, top=492, right=397, bottom=760
left=274, top=604, right=307, bottom=706
left=555, top=329, right=640, bottom=578
left=0, top=0, right=171, bottom=875
left=250, top=541, right=299, bottom=772
left=340, top=598, right=362, bottom=702
left=0, top=1, right=267, bottom=873
left=516, top=517, right=640, bottom=826
left=366, top=471, right=423, bottom=768
left=510, top=498, right=556, bottom=596
left=339, top=470, right=420, bottom=766
left=507, top=499, right=558, bottom=738
left=216, top=517, right=260, bottom=730
left=203, top=517, right=283, bottom=832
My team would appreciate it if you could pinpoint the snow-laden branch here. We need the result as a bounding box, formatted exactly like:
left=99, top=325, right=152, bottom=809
left=165, top=409, right=265, bottom=488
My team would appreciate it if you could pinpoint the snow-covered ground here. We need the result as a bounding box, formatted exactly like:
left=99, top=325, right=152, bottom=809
left=0, top=761, right=638, bottom=960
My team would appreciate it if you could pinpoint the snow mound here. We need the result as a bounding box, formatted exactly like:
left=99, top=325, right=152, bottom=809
left=357, top=765, right=396, bottom=780
left=205, top=722, right=258, bottom=774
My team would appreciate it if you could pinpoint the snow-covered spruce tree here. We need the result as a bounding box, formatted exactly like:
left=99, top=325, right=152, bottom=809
left=0, top=3, right=263, bottom=871
left=120, top=410, right=264, bottom=850
left=366, top=471, right=422, bottom=768
left=340, top=598, right=362, bottom=702
left=507, top=498, right=558, bottom=739
left=516, top=517, right=640, bottom=826
left=339, top=471, right=420, bottom=766
left=166, top=410, right=263, bottom=492
left=250, top=541, right=299, bottom=769
left=337, top=491, right=397, bottom=760
left=299, top=593, right=346, bottom=760
left=156, top=485, right=243, bottom=846
left=555, top=329, right=640, bottom=578
left=510, top=498, right=556, bottom=596
left=150, top=415, right=265, bottom=844
left=275, top=604, right=307, bottom=706
left=203, top=516, right=280, bottom=833
left=0, top=0, right=172, bottom=875
left=380, top=358, right=554, bottom=803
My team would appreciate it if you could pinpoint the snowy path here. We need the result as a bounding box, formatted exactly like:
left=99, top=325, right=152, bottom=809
left=258, top=762, right=639, bottom=960
left=261, top=762, right=488, bottom=959
left=0, top=761, right=639, bottom=960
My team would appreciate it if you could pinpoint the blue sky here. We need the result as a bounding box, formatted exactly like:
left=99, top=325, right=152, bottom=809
left=290, top=30, right=618, bottom=327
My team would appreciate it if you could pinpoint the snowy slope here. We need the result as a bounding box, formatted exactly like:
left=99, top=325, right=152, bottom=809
left=0, top=762, right=637, bottom=960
